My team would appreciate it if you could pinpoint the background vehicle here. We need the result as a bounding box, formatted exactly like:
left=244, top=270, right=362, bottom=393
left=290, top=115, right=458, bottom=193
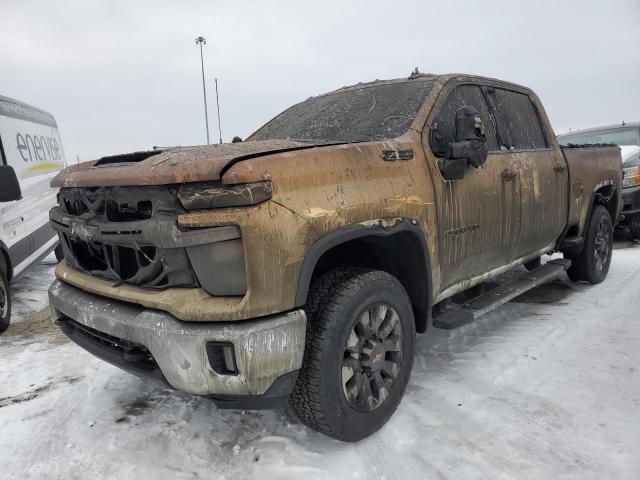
left=0, top=95, right=65, bottom=332
left=48, top=74, right=622, bottom=441
left=558, top=122, right=640, bottom=238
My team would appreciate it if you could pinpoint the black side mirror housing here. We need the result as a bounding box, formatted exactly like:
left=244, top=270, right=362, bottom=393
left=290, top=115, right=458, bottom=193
left=0, top=165, right=22, bottom=202
left=438, top=157, right=468, bottom=181
left=431, top=106, right=488, bottom=181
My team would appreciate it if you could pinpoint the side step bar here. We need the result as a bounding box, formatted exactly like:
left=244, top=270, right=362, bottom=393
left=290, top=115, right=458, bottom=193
left=433, top=259, right=571, bottom=330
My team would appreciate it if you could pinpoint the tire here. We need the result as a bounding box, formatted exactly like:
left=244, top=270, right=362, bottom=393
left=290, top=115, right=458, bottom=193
left=566, top=205, right=613, bottom=284
left=289, top=268, right=415, bottom=441
left=0, top=267, right=11, bottom=334
left=54, top=243, right=64, bottom=262
left=629, top=215, right=640, bottom=241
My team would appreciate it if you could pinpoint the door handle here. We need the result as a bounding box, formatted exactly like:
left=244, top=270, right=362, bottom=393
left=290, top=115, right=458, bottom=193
left=501, top=169, right=518, bottom=180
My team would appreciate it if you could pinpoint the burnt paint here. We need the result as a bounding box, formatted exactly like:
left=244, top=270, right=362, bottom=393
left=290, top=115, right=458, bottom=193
left=51, top=74, right=622, bottom=323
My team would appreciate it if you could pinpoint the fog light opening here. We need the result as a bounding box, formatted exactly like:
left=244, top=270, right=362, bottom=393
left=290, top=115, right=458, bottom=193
left=206, top=342, right=238, bottom=375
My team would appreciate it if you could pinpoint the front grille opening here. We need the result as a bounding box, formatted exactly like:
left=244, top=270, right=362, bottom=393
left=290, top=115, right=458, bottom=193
left=137, top=201, right=153, bottom=218
left=64, top=199, right=88, bottom=216
left=66, top=233, right=159, bottom=280
left=106, top=199, right=153, bottom=222
left=69, top=238, right=108, bottom=271
left=137, top=246, right=156, bottom=267
left=116, top=246, right=138, bottom=279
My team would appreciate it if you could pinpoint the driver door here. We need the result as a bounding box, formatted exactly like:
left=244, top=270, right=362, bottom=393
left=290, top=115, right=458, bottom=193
left=423, top=82, right=520, bottom=294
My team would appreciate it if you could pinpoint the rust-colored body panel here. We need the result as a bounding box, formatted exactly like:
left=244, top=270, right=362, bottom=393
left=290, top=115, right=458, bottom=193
left=563, top=145, right=623, bottom=235
left=51, top=74, right=623, bottom=323
left=53, top=137, right=439, bottom=322
left=51, top=140, right=311, bottom=188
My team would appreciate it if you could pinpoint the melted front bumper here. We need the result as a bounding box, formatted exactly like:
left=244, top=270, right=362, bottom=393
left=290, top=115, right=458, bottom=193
left=49, top=279, right=306, bottom=397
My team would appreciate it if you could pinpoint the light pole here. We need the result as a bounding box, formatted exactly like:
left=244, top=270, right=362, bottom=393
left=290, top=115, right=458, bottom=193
left=215, top=78, right=222, bottom=144
left=195, top=36, right=210, bottom=144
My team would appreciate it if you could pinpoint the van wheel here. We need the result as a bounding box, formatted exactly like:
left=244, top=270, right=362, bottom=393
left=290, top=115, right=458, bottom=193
left=0, top=269, right=11, bottom=334
left=289, top=268, right=415, bottom=441
left=54, top=244, right=64, bottom=262
left=566, top=205, right=613, bottom=284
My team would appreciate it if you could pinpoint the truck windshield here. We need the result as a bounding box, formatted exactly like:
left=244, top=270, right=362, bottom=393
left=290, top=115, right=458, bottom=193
left=249, top=79, right=436, bottom=143
left=558, top=126, right=640, bottom=147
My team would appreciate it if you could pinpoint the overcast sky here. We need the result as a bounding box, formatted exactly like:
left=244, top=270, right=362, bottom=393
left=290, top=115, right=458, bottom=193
left=1, top=0, right=639, bottom=162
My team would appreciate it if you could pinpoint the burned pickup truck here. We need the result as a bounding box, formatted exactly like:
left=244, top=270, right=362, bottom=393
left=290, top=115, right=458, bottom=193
left=48, top=73, right=622, bottom=441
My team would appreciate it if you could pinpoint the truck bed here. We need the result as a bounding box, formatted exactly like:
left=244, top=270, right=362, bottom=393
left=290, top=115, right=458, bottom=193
left=562, top=144, right=623, bottom=236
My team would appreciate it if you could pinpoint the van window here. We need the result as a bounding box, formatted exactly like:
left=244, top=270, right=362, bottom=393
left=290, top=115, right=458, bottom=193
left=429, top=84, right=499, bottom=157
left=485, top=88, right=548, bottom=150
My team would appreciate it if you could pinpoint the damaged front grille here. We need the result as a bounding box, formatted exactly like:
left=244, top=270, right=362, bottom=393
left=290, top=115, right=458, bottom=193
left=54, top=186, right=198, bottom=289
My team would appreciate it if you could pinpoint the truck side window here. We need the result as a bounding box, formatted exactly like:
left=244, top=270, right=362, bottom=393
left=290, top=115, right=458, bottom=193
left=430, top=85, right=499, bottom=157
left=485, top=88, right=548, bottom=150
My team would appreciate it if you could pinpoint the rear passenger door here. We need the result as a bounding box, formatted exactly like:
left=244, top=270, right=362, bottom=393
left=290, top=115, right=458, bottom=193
left=484, top=86, right=567, bottom=260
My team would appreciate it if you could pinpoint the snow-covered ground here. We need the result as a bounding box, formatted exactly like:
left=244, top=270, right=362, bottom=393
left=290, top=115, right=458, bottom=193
left=1, top=246, right=639, bottom=480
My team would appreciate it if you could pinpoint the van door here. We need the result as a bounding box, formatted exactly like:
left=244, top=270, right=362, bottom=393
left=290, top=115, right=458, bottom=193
left=0, top=105, right=64, bottom=272
left=484, top=86, right=567, bottom=260
left=424, top=83, right=520, bottom=293
left=0, top=132, right=29, bottom=271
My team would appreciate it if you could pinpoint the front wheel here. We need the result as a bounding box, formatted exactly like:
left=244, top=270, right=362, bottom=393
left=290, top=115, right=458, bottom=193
left=290, top=268, right=415, bottom=441
left=0, top=268, right=11, bottom=334
left=566, top=205, right=613, bottom=284
left=629, top=215, right=640, bottom=241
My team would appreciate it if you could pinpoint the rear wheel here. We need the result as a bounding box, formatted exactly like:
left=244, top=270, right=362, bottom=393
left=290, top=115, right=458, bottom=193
left=289, top=268, right=415, bottom=441
left=566, top=205, right=613, bottom=284
left=0, top=268, right=11, bottom=334
left=629, top=215, right=640, bottom=241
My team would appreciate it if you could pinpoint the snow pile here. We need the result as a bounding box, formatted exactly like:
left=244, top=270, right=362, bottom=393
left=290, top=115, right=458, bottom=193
left=1, top=248, right=639, bottom=479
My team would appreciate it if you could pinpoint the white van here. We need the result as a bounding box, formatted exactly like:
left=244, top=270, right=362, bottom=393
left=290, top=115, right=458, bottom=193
left=0, top=95, right=66, bottom=332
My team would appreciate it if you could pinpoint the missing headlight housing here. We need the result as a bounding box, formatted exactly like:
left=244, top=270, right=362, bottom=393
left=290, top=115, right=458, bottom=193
left=178, top=181, right=272, bottom=210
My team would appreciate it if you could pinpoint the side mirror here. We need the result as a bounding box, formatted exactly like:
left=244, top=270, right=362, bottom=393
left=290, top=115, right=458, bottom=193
left=438, top=157, right=468, bottom=181
left=432, top=106, right=488, bottom=181
left=0, top=165, right=22, bottom=202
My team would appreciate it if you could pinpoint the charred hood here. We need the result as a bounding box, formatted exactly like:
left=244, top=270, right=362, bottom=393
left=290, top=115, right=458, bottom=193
left=51, top=140, right=326, bottom=188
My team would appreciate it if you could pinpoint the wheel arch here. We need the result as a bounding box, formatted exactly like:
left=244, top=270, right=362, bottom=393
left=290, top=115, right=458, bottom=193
left=562, top=183, right=618, bottom=255
left=294, top=218, right=433, bottom=333
left=593, top=183, right=619, bottom=226
left=585, top=183, right=618, bottom=236
left=0, top=241, right=13, bottom=282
